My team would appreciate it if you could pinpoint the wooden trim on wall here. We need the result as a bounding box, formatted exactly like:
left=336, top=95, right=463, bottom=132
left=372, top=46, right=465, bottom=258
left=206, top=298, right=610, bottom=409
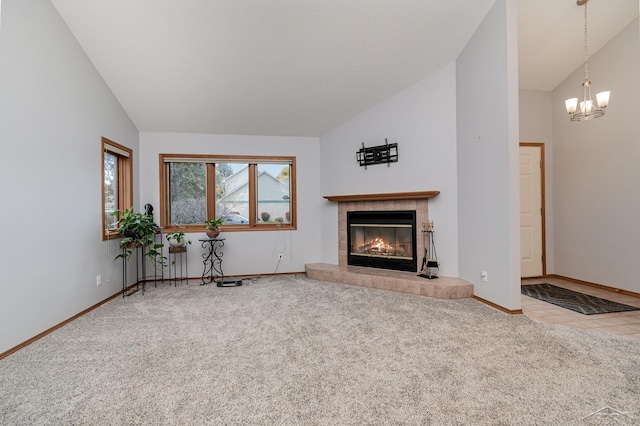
left=324, top=191, right=440, bottom=202
left=0, top=288, right=127, bottom=360
left=159, top=155, right=168, bottom=230
left=102, top=144, right=107, bottom=238
left=288, top=158, right=297, bottom=229
left=206, top=163, right=216, bottom=221
left=547, top=274, right=640, bottom=299
left=0, top=273, right=307, bottom=360
left=520, top=142, right=546, bottom=276
left=248, top=164, right=258, bottom=226
left=473, top=295, right=523, bottom=315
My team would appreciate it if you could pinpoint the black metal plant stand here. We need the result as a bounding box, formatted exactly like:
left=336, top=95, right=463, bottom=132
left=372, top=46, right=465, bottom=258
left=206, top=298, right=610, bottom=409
left=121, top=242, right=147, bottom=297
left=199, top=238, right=242, bottom=287
left=120, top=230, right=165, bottom=297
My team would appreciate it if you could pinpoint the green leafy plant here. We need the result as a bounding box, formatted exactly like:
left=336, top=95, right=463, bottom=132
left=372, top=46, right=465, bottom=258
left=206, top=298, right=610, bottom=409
left=112, top=207, right=167, bottom=269
left=204, top=218, right=225, bottom=229
left=166, top=231, right=192, bottom=245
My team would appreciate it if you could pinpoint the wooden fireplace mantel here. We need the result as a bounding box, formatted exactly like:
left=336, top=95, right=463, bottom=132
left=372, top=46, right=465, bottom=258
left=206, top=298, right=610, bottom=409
left=323, top=191, right=439, bottom=202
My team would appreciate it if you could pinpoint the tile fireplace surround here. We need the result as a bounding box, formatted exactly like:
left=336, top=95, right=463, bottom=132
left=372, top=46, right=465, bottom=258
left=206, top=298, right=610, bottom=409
left=305, top=191, right=474, bottom=300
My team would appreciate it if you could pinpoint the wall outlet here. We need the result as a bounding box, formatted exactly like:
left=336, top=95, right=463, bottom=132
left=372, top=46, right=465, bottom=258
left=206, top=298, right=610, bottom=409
left=480, top=271, right=488, bottom=282
left=278, top=253, right=283, bottom=261
left=96, top=275, right=102, bottom=286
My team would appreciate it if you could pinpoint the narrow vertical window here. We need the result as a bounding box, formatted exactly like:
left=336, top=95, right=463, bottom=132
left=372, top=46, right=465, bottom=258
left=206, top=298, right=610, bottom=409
left=168, top=162, right=207, bottom=225
left=104, top=152, right=118, bottom=231
left=102, top=138, right=133, bottom=239
left=216, top=163, right=249, bottom=223
left=257, top=163, right=291, bottom=224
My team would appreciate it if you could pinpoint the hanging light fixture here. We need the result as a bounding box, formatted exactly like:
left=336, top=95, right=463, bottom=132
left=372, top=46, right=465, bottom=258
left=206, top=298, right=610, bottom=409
left=564, top=0, right=610, bottom=121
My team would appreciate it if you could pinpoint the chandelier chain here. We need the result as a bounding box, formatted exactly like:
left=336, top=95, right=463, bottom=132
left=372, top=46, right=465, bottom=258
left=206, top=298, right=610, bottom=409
left=583, top=0, right=589, bottom=82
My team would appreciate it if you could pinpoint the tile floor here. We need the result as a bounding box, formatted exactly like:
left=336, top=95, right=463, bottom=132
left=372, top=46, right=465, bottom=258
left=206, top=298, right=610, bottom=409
left=521, top=277, right=640, bottom=339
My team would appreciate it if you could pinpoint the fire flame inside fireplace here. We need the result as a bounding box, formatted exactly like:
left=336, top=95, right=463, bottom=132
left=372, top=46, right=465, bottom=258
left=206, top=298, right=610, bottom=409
left=357, top=237, right=396, bottom=256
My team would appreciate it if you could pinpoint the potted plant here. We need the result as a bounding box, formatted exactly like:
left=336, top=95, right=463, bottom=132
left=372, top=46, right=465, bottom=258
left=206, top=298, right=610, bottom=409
left=204, top=218, right=225, bottom=238
left=166, top=231, right=192, bottom=248
left=112, top=207, right=166, bottom=269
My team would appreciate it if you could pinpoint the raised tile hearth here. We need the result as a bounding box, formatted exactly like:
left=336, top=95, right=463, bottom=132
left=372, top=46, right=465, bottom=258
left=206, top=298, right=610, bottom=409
left=315, top=191, right=472, bottom=299
left=305, top=263, right=473, bottom=299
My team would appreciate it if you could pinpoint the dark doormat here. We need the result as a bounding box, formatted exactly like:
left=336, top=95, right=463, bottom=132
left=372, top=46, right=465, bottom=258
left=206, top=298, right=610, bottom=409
left=521, top=283, right=640, bottom=315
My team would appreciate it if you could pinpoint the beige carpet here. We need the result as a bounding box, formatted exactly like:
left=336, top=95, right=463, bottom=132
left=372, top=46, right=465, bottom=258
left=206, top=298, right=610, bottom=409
left=1, top=274, right=639, bottom=425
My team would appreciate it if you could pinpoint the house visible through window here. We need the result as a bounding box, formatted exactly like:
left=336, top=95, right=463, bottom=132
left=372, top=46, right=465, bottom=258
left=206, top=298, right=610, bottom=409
left=102, top=138, right=133, bottom=239
left=160, top=154, right=296, bottom=232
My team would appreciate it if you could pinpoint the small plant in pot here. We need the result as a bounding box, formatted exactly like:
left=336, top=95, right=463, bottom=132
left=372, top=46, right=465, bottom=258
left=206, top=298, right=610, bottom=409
left=111, top=207, right=166, bottom=269
left=166, top=231, right=192, bottom=248
left=204, top=218, right=224, bottom=238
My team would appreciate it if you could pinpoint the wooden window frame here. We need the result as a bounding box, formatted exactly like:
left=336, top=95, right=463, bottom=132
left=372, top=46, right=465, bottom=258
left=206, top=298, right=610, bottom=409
left=102, top=137, right=133, bottom=240
left=159, top=154, right=297, bottom=233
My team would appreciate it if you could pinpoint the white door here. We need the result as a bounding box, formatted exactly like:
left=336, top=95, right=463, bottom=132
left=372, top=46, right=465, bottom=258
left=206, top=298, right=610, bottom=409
left=520, top=145, right=543, bottom=277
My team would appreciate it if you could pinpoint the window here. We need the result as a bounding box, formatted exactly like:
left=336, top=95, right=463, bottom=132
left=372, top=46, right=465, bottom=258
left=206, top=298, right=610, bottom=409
left=102, top=138, right=133, bottom=239
left=160, top=154, right=296, bottom=232
left=169, top=162, right=207, bottom=225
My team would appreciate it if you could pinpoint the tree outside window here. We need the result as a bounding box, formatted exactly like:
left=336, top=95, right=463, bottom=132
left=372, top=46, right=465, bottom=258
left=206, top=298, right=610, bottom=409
left=169, top=162, right=206, bottom=225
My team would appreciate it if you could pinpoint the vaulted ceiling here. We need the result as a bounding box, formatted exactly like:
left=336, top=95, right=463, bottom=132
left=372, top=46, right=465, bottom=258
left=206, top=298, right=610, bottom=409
left=50, top=0, right=638, bottom=137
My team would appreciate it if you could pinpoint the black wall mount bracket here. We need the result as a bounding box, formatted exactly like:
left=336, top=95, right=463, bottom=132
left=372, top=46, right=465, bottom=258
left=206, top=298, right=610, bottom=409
left=356, top=138, right=398, bottom=169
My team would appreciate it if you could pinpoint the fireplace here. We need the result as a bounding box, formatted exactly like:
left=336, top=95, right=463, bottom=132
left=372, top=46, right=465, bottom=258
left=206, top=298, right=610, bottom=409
left=347, top=210, right=417, bottom=272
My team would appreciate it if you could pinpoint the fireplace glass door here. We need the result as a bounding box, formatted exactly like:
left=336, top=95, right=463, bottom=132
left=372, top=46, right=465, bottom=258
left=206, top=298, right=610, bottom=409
left=347, top=210, right=417, bottom=272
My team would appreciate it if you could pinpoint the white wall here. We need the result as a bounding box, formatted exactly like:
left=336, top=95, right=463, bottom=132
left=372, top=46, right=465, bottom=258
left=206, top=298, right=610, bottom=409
left=0, top=0, right=139, bottom=354
left=456, top=0, right=521, bottom=310
left=139, top=132, right=322, bottom=277
left=551, top=18, right=640, bottom=292
left=519, top=90, right=555, bottom=273
left=318, top=63, right=459, bottom=277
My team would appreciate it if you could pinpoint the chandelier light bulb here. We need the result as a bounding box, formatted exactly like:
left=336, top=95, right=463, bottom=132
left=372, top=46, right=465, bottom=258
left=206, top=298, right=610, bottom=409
left=565, top=98, right=578, bottom=114
left=596, top=91, right=610, bottom=108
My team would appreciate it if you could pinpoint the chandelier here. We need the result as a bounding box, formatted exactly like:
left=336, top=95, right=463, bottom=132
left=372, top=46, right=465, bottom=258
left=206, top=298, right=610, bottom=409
left=564, top=0, right=610, bottom=121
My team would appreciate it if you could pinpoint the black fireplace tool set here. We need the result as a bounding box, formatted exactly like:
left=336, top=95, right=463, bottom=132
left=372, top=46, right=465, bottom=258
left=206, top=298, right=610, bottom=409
left=418, top=220, right=439, bottom=279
